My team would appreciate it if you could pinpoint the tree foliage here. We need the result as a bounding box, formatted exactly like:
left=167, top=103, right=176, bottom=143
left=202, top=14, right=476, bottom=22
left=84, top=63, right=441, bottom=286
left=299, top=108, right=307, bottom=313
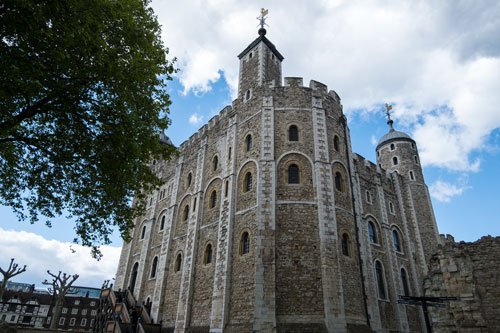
left=0, top=0, right=176, bottom=257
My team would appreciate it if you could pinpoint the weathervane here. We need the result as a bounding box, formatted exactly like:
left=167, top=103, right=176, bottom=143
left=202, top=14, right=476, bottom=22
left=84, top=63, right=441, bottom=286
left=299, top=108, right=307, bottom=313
left=385, top=103, right=394, bottom=130
left=257, top=8, right=269, bottom=30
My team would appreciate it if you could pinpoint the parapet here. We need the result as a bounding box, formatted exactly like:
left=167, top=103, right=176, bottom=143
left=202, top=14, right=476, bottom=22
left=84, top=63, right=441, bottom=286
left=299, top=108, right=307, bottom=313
left=309, top=80, right=328, bottom=94
left=284, top=77, right=303, bottom=87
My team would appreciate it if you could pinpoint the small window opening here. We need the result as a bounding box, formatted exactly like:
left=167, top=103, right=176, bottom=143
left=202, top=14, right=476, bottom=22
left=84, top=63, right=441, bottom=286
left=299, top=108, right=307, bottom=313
left=368, top=221, right=378, bottom=244
left=414, top=155, right=419, bottom=164
left=204, top=244, right=213, bottom=264
left=409, top=170, right=415, bottom=181
left=288, top=125, right=299, bottom=141
left=193, top=197, right=197, bottom=211
left=160, top=216, right=165, bottom=231
left=210, top=190, right=217, bottom=208
left=213, top=155, right=218, bottom=171
left=334, top=135, right=340, bottom=151
left=341, top=233, right=350, bottom=256
left=288, top=164, right=300, bottom=184
left=240, top=232, right=250, bottom=255
left=389, top=202, right=395, bottom=214
left=175, top=253, right=182, bottom=272
left=375, top=261, right=387, bottom=299
left=225, top=180, right=229, bottom=197
left=246, top=134, right=253, bottom=151
left=150, top=257, right=158, bottom=278
left=401, top=268, right=410, bottom=296
left=228, top=147, right=232, bottom=160
left=393, top=230, right=401, bottom=252
left=334, top=172, right=343, bottom=192
left=244, top=172, right=253, bottom=192
left=183, top=205, right=189, bottom=221
left=187, top=173, right=192, bottom=187
left=390, top=143, right=395, bottom=151
left=366, top=190, right=372, bottom=204
left=393, top=156, right=399, bottom=165
left=245, top=89, right=251, bottom=101
left=141, top=225, right=146, bottom=239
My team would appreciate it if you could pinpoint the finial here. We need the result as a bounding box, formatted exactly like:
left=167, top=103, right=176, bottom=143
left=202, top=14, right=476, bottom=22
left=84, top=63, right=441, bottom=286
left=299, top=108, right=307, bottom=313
left=257, top=8, right=269, bottom=36
left=385, top=103, right=394, bottom=131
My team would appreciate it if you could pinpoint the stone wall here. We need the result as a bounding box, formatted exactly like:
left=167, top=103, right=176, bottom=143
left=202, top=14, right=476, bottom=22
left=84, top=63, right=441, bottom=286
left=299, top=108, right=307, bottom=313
left=424, top=235, right=500, bottom=332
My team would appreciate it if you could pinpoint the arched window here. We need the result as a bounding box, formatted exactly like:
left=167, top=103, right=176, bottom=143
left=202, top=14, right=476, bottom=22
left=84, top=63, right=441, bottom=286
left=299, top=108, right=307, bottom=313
left=150, top=256, right=158, bottom=278
left=212, top=155, right=218, bottom=171
left=141, top=225, right=146, bottom=239
left=375, top=260, right=387, bottom=299
left=129, top=262, right=139, bottom=293
left=389, top=201, right=395, bottom=214
left=245, top=89, right=251, bottom=101
left=210, top=190, right=217, bottom=208
left=401, top=268, right=410, bottom=296
left=390, top=143, right=395, bottom=151
left=334, top=172, right=343, bottom=192
left=246, top=134, right=253, bottom=151
left=174, top=253, right=182, bottom=272
left=183, top=205, right=189, bottom=221
left=333, top=135, right=340, bottom=151
left=187, top=173, right=192, bottom=187
left=393, top=229, right=401, bottom=252
left=160, top=216, right=165, bottom=231
left=288, top=164, right=300, bottom=184
left=366, top=190, right=372, bottom=204
left=341, top=233, right=350, bottom=256
left=392, top=156, right=399, bottom=165
left=240, top=232, right=250, bottom=255
left=288, top=125, right=298, bottom=141
left=409, top=170, right=415, bottom=181
left=368, top=221, right=378, bottom=244
left=204, top=244, right=213, bottom=265
left=244, top=172, right=253, bottom=192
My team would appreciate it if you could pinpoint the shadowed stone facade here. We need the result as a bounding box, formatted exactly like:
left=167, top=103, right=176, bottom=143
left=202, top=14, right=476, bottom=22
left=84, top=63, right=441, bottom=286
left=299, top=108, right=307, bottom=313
left=115, top=28, right=442, bottom=332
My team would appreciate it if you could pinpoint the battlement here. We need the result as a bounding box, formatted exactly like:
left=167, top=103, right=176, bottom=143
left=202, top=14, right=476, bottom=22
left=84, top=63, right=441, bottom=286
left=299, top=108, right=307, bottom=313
left=283, top=77, right=329, bottom=93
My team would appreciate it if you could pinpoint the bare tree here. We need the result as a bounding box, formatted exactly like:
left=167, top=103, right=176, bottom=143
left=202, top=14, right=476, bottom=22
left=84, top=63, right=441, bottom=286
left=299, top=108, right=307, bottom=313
left=42, top=271, right=79, bottom=329
left=0, top=258, right=27, bottom=300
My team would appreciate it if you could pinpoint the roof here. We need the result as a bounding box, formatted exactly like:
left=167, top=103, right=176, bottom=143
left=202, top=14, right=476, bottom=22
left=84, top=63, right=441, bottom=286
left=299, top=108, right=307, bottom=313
left=237, top=31, right=284, bottom=61
left=376, top=128, right=414, bottom=150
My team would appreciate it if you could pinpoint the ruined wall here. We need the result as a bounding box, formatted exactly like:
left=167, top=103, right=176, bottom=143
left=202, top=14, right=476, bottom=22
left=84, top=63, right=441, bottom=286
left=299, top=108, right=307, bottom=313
left=424, top=235, right=500, bottom=332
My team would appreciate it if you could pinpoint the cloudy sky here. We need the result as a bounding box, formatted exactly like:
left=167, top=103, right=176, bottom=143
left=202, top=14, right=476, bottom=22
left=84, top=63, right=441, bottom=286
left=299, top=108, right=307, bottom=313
left=1, top=0, right=499, bottom=289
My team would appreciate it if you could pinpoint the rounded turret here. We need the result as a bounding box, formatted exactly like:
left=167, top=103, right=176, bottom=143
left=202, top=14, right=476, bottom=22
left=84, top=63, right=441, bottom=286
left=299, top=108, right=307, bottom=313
left=376, top=123, right=423, bottom=183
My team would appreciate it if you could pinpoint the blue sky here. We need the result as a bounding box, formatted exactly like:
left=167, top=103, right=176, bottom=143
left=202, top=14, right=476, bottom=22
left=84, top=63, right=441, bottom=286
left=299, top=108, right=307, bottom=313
left=1, top=0, right=500, bottom=288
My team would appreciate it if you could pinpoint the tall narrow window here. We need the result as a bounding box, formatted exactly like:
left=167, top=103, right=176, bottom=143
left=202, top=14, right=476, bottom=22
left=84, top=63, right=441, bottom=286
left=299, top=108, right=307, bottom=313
left=160, top=216, right=165, bottom=231
left=341, top=233, right=350, bottom=256
left=204, top=244, right=213, bottom=264
left=366, top=190, right=372, bottom=204
left=187, top=173, right=192, bottom=187
left=141, top=225, right=146, bottom=239
left=175, top=253, right=182, bottom=272
left=288, top=125, right=299, bottom=141
left=335, top=172, right=343, bottom=192
left=389, top=201, right=395, bottom=214
left=368, top=221, right=378, bottom=244
left=393, top=230, right=401, bottom=252
left=244, top=172, right=253, bottom=192
left=288, top=164, right=300, bottom=184
left=246, top=134, right=253, bottom=151
left=333, top=135, right=340, bottom=151
left=409, top=170, right=415, bottom=181
left=393, top=156, right=399, bottom=165
left=129, top=262, right=139, bottom=293
left=414, top=155, right=419, bottom=164
left=213, top=155, right=218, bottom=171
left=390, top=143, right=395, bottom=150
left=193, top=197, right=197, bottom=211
left=225, top=180, right=229, bottom=197
left=183, top=205, right=189, bottom=221
left=210, top=190, right=217, bottom=208
left=245, top=89, right=251, bottom=101
left=401, top=268, right=410, bottom=296
left=228, top=147, right=232, bottom=160
left=240, top=232, right=250, bottom=255
left=150, top=256, right=158, bottom=278
left=375, top=261, right=387, bottom=299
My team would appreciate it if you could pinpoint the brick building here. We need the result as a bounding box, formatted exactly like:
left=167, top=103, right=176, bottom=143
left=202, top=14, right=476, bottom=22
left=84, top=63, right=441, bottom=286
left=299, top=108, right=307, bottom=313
left=114, top=26, right=442, bottom=332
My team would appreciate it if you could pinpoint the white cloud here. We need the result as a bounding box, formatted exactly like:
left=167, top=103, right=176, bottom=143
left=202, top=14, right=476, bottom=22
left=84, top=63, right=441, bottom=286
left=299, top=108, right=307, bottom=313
left=188, top=113, right=204, bottom=125
left=151, top=0, right=500, bottom=173
left=0, top=228, right=121, bottom=288
left=429, top=180, right=468, bottom=203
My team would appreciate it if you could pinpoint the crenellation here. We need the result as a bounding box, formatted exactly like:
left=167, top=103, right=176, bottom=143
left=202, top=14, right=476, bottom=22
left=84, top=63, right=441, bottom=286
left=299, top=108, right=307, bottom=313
left=284, top=77, right=303, bottom=87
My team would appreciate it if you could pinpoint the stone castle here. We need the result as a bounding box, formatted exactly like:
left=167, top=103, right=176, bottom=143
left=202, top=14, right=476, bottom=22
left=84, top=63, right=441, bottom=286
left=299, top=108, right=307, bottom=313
left=114, top=25, right=442, bottom=332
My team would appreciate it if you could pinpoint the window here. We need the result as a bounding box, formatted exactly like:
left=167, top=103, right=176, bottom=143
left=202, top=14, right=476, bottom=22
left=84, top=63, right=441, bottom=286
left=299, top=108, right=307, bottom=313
left=246, top=134, right=253, bottom=151
left=90, top=301, right=96, bottom=307
left=193, top=197, right=197, bottom=211
left=414, top=155, right=419, bottom=164
left=245, top=89, right=251, bottom=101
left=389, top=201, right=395, bottom=214
left=90, top=319, right=95, bottom=327
left=366, top=190, right=372, bottom=204
left=74, top=300, right=80, bottom=306
left=393, top=230, right=401, bottom=252
left=240, top=232, right=250, bottom=255
left=333, top=135, right=340, bottom=151
left=288, top=164, right=300, bottom=184
left=150, top=256, right=158, bottom=278
left=187, top=173, right=192, bottom=187
left=82, top=309, right=87, bottom=315
left=225, top=180, right=229, bottom=197
left=213, top=155, right=218, bottom=171
left=341, top=233, right=350, bottom=256
left=71, top=308, right=78, bottom=315
left=140, top=225, right=146, bottom=239
left=175, top=253, right=182, bottom=272
left=1, top=315, right=6, bottom=321
left=204, top=243, right=213, bottom=264
left=210, top=190, right=217, bottom=208
left=46, top=317, right=51, bottom=324
left=183, top=205, right=189, bottom=221
left=22, top=316, right=31, bottom=323
left=334, top=172, right=343, bottom=192
left=81, top=318, right=87, bottom=327
left=244, top=172, right=253, bottom=192
left=70, top=318, right=76, bottom=326
left=409, top=170, right=415, bottom=181
left=392, top=156, right=398, bottom=165
left=249, top=52, right=253, bottom=58
left=10, top=315, right=15, bottom=322
left=62, top=308, right=68, bottom=314
left=228, top=147, right=232, bottom=160
left=160, top=216, right=165, bottom=231
left=288, top=125, right=299, bottom=141
left=390, top=143, right=395, bottom=150
left=59, top=317, right=65, bottom=325
left=375, top=260, right=387, bottom=299
left=25, top=305, right=35, bottom=313
left=368, top=221, right=378, bottom=244
left=401, top=268, right=410, bottom=296
left=91, top=309, right=97, bottom=316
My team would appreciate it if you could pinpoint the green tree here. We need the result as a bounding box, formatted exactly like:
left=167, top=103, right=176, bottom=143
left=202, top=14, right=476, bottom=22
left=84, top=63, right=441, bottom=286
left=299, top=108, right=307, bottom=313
left=0, top=0, right=176, bottom=257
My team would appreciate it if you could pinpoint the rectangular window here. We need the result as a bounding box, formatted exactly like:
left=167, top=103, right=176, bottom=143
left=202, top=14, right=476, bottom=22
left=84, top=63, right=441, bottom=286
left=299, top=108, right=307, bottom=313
left=62, top=308, right=68, bottom=314
left=74, top=300, right=80, bottom=306
left=25, top=305, right=35, bottom=313
left=22, top=316, right=31, bottom=323
left=90, top=301, right=96, bottom=307
left=69, top=318, right=76, bottom=326
left=91, top=310, right=97, bottom=316
left=81, top=309, right=87, bottom=316
left=10, top=315, right=16, bottom=322
left=90, top=319, right=95, bottom=327
left=59, top=317, right=65, bottom=325
left=1, top=314, right=6, bottom=321
left=81, top=318, right=87, bottom=327
left=71, top=308, right=78, bottom=315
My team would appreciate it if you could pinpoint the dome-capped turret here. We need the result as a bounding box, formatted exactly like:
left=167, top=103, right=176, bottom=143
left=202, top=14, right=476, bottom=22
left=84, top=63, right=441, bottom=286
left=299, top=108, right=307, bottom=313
left=159, top=132, right=174, bottom=146
left=376, top=128, right=414, bottom=150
